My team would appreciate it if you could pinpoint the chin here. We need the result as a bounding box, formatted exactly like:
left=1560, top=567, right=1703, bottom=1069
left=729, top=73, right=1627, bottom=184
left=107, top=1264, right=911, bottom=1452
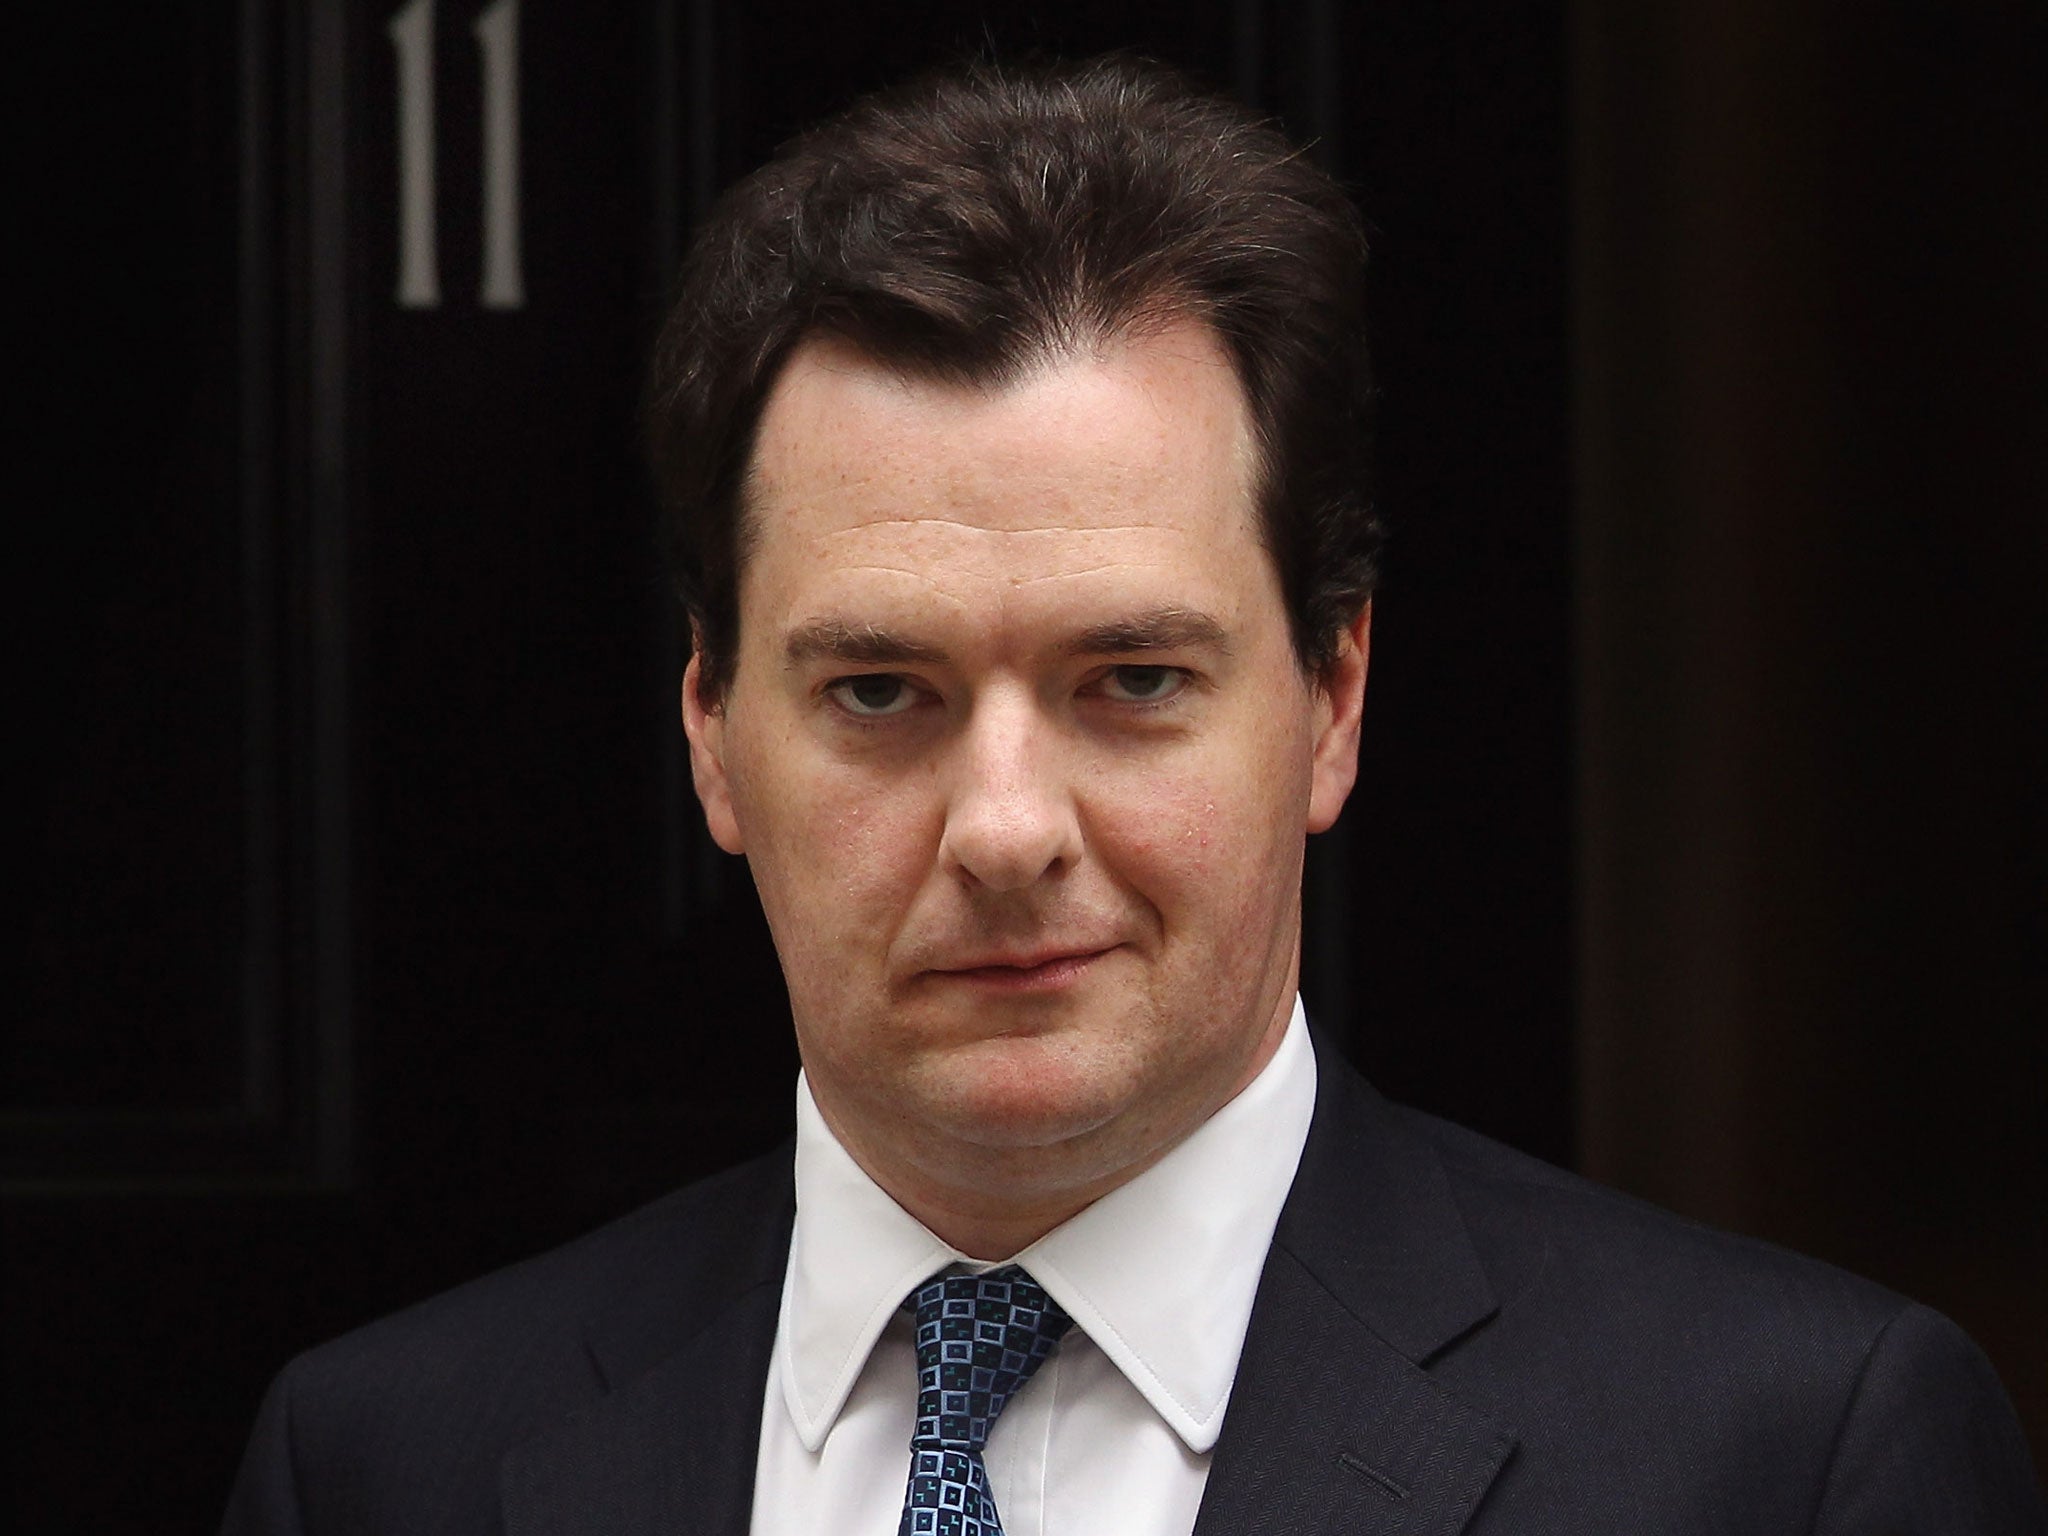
left=914, top=1035, right=1143, bottom=1152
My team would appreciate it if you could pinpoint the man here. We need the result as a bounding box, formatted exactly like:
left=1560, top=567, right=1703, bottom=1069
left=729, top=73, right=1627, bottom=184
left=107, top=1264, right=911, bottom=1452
left=224, top=55, right=2042, bottom=1535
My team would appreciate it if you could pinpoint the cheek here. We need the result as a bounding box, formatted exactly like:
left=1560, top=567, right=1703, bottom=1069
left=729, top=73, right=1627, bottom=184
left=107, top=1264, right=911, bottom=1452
left=1087, top=730, right=1312, bottom=932
left=1088, top=773, right=1239, bottom=902
left=730, top=745, right=934, bottom=956
left=817, top=790, right=935, bottom=917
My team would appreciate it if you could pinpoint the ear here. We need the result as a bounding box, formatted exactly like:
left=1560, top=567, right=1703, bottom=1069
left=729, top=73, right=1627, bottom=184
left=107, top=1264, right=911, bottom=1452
left=1306, top=601, right=1371, bottom=834
left=681, top=649, right=746, bottom=855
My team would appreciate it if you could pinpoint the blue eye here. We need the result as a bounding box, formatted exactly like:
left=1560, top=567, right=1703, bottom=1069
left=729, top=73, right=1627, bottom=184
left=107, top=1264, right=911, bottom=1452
left=828, top=674, right=918, bottom=716
left=1100, top=665, right=1187, bottom=703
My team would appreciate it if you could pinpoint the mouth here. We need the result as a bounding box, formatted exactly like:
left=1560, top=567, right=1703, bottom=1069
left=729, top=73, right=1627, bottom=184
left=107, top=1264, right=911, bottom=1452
left=924, top=945, right=1118, bottom=993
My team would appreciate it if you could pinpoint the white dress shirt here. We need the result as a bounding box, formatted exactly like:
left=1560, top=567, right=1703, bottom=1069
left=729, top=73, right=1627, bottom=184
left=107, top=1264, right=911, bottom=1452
left=750, top=999, right=1317, bottom=1536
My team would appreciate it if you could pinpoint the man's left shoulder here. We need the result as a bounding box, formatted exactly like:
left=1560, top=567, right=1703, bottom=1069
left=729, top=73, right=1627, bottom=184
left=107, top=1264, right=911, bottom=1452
left=1374, top=1102, right=2044, bottom=1530
left=1401, top=1103, right=1907, bottom=1329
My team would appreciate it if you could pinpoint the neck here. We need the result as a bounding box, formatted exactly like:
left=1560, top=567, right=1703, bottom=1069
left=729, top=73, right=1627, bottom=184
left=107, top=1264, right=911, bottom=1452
left=875, top=1133, right=1206, bottom=1259
left=895, top=1183, right=1111, bottom=1263
left=812, top=996, right=1295, bottom=1260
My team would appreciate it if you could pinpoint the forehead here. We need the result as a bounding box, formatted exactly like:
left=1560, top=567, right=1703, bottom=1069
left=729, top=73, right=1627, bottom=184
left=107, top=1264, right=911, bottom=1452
left=739, top=323, right=1275, bottom=647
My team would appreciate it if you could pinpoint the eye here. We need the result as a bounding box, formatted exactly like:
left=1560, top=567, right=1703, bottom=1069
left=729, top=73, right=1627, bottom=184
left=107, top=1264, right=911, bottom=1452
left=1097, top=664, right=1189, bottom=704
left=826, top=674, right=920, bottom=717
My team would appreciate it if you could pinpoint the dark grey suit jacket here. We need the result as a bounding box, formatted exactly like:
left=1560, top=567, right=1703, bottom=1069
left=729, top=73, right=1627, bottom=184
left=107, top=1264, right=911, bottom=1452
left=222, top=1036, right=2045, bottom=1534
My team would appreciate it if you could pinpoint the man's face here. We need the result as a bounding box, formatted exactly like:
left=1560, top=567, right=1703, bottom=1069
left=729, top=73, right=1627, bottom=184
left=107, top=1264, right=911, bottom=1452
left=683, top=320, right=1366, bottom=1246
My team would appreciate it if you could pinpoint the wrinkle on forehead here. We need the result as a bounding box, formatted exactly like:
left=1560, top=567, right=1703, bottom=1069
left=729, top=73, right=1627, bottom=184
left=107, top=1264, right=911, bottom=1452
left=794, top=551, right=1215, bottom=612
left=807, top=521, right=1208, bottom=557
left=812, top=563, right=986, bottom=584
left=1002, top=561, right=1189, bottom=587
left=786, top=519, right=1218, bottom=592
left=805, top=518, right=1205, bottom=540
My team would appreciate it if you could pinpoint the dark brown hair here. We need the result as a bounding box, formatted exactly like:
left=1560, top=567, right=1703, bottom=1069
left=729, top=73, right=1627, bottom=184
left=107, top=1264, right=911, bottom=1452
left=646, top=53, right=1379, bottom=698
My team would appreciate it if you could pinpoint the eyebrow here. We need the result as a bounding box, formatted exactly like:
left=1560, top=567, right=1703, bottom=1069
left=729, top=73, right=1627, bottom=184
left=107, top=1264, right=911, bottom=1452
left=783, top=619, right=950, bottom=670
left=1063, top=607, right=1233, bottom=658
left=780, top=606, right=1233, bottom=671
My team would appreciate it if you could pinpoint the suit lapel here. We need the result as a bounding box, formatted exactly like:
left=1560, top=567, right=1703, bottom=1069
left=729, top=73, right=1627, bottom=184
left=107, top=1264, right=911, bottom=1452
left=502, top=1153, right=795, bottom=1536
left=1193, top=1040, right=1518, bottom=1536
left=501, top=1279, right=780, bottom=1536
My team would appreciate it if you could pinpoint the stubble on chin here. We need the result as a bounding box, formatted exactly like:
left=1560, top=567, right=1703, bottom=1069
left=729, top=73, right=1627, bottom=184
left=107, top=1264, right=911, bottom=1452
left=849, top=998, right=1214, bottom=1199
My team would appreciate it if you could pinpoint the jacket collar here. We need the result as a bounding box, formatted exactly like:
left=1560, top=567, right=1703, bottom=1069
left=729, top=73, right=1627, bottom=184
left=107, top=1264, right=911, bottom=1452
left=501, top=1152, right=794, bottom=1536
left=1192, top=1030, right=1517, bottom=1535
left=1278, top=1031, right=1501, bottom=1365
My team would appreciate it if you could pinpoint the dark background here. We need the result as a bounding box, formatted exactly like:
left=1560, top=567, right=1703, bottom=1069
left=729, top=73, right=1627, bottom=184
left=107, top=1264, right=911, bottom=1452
left=7, top=1, right=2042, bottom=1528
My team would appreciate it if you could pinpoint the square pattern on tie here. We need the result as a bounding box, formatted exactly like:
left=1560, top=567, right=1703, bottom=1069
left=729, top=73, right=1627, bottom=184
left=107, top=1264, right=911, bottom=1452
left=898, top=1266, right=1074, bottom=1536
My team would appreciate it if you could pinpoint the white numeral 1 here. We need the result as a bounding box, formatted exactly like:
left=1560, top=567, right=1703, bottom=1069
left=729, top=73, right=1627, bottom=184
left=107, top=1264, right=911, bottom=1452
left=473, top=0, right=524, bottom=308
left=389, top=0, right=526, bottom=310
left=389, top=0, right=439, bottom=307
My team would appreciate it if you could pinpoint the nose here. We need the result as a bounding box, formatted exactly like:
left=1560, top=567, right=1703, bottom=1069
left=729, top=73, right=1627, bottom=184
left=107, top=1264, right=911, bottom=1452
left=939, top=688, right=1082, bottom=892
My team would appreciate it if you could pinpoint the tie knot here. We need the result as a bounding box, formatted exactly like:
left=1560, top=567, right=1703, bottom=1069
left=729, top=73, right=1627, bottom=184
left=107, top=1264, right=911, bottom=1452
left=905, top=1265, right=1073, bottom=1453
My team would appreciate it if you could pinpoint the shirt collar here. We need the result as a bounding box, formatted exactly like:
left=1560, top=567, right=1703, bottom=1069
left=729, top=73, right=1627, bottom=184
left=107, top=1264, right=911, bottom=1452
left=776, top=999, right=1317, bottom=1453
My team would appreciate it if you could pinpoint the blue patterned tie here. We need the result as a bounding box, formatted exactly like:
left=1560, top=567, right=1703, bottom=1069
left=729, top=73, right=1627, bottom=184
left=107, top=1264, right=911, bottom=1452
left=898, top=1266, right=1074, bottom=1536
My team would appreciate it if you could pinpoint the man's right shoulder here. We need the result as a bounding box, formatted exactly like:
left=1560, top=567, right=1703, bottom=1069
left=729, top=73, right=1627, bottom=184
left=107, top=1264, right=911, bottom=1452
left=222, top=1145, right=793, bottom=1535
left=297, top=1143, right=790, bottom=1402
